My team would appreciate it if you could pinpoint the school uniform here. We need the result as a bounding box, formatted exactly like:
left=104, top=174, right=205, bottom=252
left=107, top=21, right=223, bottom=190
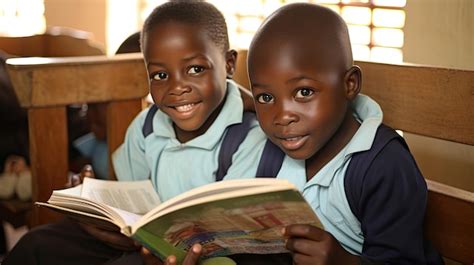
left=113, top=79, right=266, bottom=202
left=2, top=80, right=268, bottom=265
left=277, top=95, right=443, bottom=264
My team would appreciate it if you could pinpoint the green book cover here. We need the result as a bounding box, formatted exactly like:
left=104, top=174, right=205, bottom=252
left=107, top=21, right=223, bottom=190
left=132, top=189, right=321, bottom=263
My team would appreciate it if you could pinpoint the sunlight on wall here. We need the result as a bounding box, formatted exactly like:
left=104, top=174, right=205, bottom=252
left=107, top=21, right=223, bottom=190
left=0, top=0, right=46, bottom=36
left=133, top=0, right=406, bottom=64
left=206, top=0, right=406, bottom=63
left=106, top=0, right=141, bottom=55
left=0, top=0, right=406, bottom=64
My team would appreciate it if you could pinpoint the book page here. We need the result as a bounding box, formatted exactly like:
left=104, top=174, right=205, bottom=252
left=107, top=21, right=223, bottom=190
left=36, top=202, right=121, bottom=231
left=81, top=178, right=161, bottom=215
left=53, top=184, right=83, bottom=197
left=109, top=206, right=142, bottom=224
left=139, top=179, right=293, bottom=223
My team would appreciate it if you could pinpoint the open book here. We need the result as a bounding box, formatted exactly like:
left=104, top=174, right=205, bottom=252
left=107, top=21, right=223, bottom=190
left=37, top=178, right=322, bottom=262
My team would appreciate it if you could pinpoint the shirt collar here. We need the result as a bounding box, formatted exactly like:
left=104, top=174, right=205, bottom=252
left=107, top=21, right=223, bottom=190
left=152, top=80, right=243, bottom=150
left=308, top=94, right=383, bottom=187
left=344, top=94, right=383, bottom=155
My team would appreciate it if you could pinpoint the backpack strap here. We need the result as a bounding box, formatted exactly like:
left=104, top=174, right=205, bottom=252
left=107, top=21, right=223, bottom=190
left=216, top=112, right=255, bottom=181
left=256, top=140, right=285, bottom=178
left=344, top=124, right=407, bottom=220
left=142, top=104, right=159, bottom=138
left=141, top=107, right=285, bottom=181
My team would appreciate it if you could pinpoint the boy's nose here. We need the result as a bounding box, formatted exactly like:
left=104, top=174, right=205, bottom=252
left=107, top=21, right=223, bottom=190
left=273, top=102, right=299, bottom=126
left=168, top=77, right=191, bottom=96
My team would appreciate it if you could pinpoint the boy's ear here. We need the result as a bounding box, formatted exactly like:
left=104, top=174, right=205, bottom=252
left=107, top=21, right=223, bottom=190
left=344, top=65, right=362, bottom=100
left=225, top=49, right=238, bottom=79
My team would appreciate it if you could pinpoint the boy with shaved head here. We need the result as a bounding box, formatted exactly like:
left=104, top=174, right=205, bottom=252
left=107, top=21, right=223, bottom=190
left=153, top=3, right=443, bottom=265
left=245, top=3, right=443, bottom=265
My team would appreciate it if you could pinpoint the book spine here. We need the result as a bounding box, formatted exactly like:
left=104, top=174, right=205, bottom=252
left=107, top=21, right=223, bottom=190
left=133, top=228, right=187, bottom=263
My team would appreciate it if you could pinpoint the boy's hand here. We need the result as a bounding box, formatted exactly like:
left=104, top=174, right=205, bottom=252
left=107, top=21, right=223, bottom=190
left=79, top=222, right=140, bottom=251
left=140, top=247, right=164, bottom=265
left=141, top=244, right=202, bottom=265
left=70, top=165, right=137, bottom=251
left=65, top=164, right=95, bottom=188
left=140, top=245, right=237, bottom=265
left=283, top=224, right=359, bottom=265
left=166, top=244, right=202, bottom=265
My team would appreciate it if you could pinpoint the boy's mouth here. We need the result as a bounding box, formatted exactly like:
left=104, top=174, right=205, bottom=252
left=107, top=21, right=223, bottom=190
left=277, top=135, right=309, bottom=151
left=168, top=102, right=201, bottom=119
left=175, top=103, right=195, bottom=113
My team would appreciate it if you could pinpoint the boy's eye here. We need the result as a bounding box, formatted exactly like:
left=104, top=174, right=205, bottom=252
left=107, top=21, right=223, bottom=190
left=187, top=66, right=205, bottom=75
left=256, top=93, right=274, bottom=104
left=295, top=88, right=314, bottom=98
left=152, top=72, right=168, bottom=81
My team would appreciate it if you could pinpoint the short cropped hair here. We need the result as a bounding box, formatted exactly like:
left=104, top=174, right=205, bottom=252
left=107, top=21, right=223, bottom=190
left=142, top=0, right=229, bottom=52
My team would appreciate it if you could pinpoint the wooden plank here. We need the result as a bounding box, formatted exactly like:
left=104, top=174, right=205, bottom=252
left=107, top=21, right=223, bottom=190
left=28, top=107, right=69, bottom=226
left=0, top=29, right=104, bottom=57
left=0, top=35, right=46, bottom=56
left=44, top=33, right=103, bottom=57
left=234, top=49, right=250, bottom=89
left=425, top=180, right=474, bottom=264
left=106, top=99, right=143, bottom=180
left=357, top=61, right=474, bottom=145
left=6, top=53, right=148, bottom=108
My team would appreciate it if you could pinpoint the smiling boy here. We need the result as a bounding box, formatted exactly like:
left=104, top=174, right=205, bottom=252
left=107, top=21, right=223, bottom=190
left=112, top=1, right=266, bottom=203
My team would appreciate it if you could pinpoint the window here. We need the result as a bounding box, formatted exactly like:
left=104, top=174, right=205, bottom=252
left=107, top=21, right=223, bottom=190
left=140, top=0, right=406, bottom=63
left=0, top=0, right=45, bottom=36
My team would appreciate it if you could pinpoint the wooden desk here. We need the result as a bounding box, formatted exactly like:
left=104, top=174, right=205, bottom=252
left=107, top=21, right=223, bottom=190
left=6, top=53, right=148, bottom=226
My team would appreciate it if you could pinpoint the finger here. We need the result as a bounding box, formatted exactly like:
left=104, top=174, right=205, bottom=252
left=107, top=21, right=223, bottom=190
left=72, top=175, right=82, bottom=187
left=292, top=252, right=320, bottom=265
left=141, top=247, right=164, bottom=265
left=65, top=173, right=80, bottom=188
left=283, top=224, right=325, bottom=241
left=164, top=255, right=177, bottom=265
left=286, top=237, right=321, bottom=256
left=182, top=244, right=201, bottom=265
left=80, top=164, right=95, bottom=180
left=65, top=174, right=73, bottom=188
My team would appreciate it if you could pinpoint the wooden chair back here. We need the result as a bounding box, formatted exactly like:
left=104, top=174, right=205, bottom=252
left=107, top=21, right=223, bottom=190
left=357, top=61, right=473, bottom=264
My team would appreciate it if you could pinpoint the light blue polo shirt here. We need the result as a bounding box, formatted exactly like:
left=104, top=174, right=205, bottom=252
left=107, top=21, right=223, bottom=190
left=277, top=94, right=383, bottom=255
left=113, top=80, right=266, bottom=202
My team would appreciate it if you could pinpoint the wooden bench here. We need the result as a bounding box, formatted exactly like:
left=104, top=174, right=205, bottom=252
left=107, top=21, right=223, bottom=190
left=357, top=61, right=473, bottom=264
